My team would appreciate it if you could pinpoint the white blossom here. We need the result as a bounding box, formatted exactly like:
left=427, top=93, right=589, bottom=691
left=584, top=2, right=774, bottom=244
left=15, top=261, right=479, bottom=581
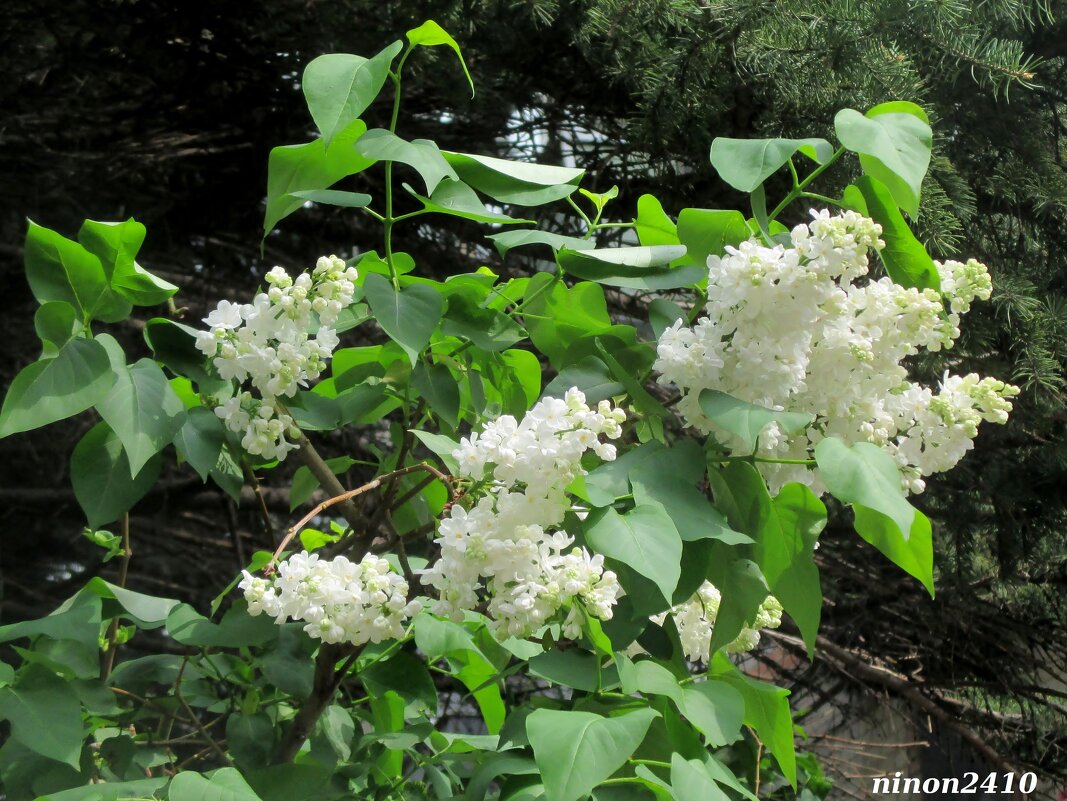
left=241, top=552, right=420, bottom=646
left=654, top=209, right=1019, bottom=493
left=660, top=582, right=783, bottom=661
left=420, top=389, right=626, bottom=639
left=198, top=255, right=357, bottom=461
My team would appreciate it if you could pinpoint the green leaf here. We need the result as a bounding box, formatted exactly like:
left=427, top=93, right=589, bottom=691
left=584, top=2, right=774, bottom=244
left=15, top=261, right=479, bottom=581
left=289, top=455, right=356, bottom=511
left=764, top=483, right=826, bottom=652
left=709, top=654, right=796, bottom=787
left=634, top=195, right=678, bottom=246
left=442, top=152, right=583, bottom=205
left=70, top=422, right=162, bottom=528
left=670, top=754, right=730, bottom=801
left=97, top=357, right=186, bottom=476
left=558, top=246, right=701, bottom=291
left=488, top=229, right=594, bottom=257
left=578, top=185, right=619, bottom=215
left=528, top=649, right=606, bottom=692
left=363, top=272, right=444, bottom=365
left=413, top=362, right=460, bottom=428
left=629, top=444, right=751, bottom=545
left=676, top=208, right=749, bottom=268
left=35, top=778, right=169, bottom=801
left=410, top=430, right=460, bottom=473
left=79, top=218, right=177, bottom=306
left=404, top=179, right=533, bottom=223
left=289, top=189, right=372, bottom=208
left=0, top=338, right=113, bottom=438
left=670, top=755, right=729, bottom=797
left=584, top=505, right=682, bottom=605
left=543, top=356, right=624, bottom=404
left=359, top=649, right=438, bottom=714
left=169, top=767, right=265, bottom=801
left=413, top=615, right=506, bottom=733
left=594, top=339, right=670, bottom=421
left=0, top=665, right=84, bottom=769
left=441, top=293, right=525, bottom=352
left=527, top=707, right=658, bottom=801
left=834, top=104, right=932, bottom=217
left=356, top=129, right=457, bottom=194
left=259, top=625, right=314, bottom=699
left=698, top=389, right=813, bottom=453
left=285, top=390, right=340, bottom=431
left=647, top=298, right=684, bottom=340
left=852, top=175, right=940, bottom=291
left=522, top=274, right=612, bottom=368
left=814, top=437, right=933, bottom=595
left=713, top=461, right=824, bottom=652
left=302, top=41, right=402, bottom=145
left=706, top=548, right=769, bottom=654
left=681, top=681, right=745, bottom=747
left=407, top=20, right=475, bottom=96
left=34, top=301, right=82, bottom=357
left=227, top=712, right=274, bottom=770
left=814, top=437, right=914, bottom=545
left=468, top=754, right=540, bottom=801
left=165, top=603, right=278, bottom=648
left=263, top=120, right=376, bottom=234
left=854, top=504, right=935, bottom=598
left=710, top=137, right=833, bottom=193
left=0, top=587, right=102, bottom=657
left=143, top=318, right=217, bottom=386
left=84, top=578, right=180, bottom=628
left=173, top=407, right=227, bottom=482
left=24, top=219, right=129, bottom=323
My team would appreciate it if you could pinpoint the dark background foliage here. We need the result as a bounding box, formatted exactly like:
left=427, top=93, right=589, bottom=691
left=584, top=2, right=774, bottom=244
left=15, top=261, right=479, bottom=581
left=1, top=0, right=1065, bottom=789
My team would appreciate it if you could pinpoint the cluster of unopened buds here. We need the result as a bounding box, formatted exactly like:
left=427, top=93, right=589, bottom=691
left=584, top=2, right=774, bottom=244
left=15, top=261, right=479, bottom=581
left=420, top=388, right=626, bottom=639
left=195, top=256, right=357, bottom=460
left=655, top=209, right=1019, bottom=494
left=240, top=552, right=420, bottom=646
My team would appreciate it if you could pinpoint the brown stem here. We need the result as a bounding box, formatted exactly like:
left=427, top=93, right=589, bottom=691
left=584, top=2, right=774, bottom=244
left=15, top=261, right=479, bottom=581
left=267, top=462, right=451, bottom=574
left=242, top=459, right=277, bottom=544
left=772, top=631, right=1018, bottom=776
left=275, top=643, right=363, bottom=763
left=101, top=514, right=132, bottom=680
left=174, top=658, right=232, bottom=766
left=295, top=433, right=365, bottom=530
left=389, top=473, right=436, bottom=513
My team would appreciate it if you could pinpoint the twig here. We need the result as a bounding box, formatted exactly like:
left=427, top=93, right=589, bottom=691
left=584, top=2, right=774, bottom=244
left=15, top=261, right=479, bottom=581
left=242, top=459, right=277, bottom=544
left=101, top=514, right=132, bottom=680
left=774, top=631, right=1018, bottom=776
left=275, top=643, right=364, bottom=763
left=266, top=463, right=451, bottom=574
left=174, top=658, right=233, bottom=766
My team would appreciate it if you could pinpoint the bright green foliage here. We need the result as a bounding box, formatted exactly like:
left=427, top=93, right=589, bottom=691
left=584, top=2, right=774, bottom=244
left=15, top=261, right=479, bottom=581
left=834, top=103, right=931, bottom=217
left=710, top=138, right=834, bottom=193
left=303, top=42, right=403, bottom=145
left=698, top=390, right=813, bottom=454
left=0, top=338, right=112, bottom=437
left=527, top=708, right=659, bottom=801
left=815, top=437, right=935, bottom=595
left=0, top=18, right=987, bottom=801
left=585, top=504, right=683, bottom=606
left=70, top=421, right=162, bottom=528
left=264, top=121, right=377, bottom=234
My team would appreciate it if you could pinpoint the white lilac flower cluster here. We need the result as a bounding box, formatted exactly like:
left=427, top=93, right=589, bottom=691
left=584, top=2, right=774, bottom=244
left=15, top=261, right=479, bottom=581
left=420, top=388, right=626, bottom=640
left=655, top=209, right=1019, bottom=494
left=195, top=256, right=358, bottom=460
left=667, top=582, right=783, bottom=661
left=240, top=552, right=421, bottom=646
